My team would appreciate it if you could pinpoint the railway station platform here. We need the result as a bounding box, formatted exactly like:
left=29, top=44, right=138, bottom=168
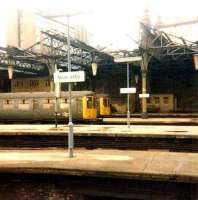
left=112, top=113, right=198, bottom=118
left=0, top=124, right=197, bottom=137
left=102, top=117, right=198, bottom=125
left=0, top=148, right=196, bottom=183
left=0, top=124, right=196, bottom=151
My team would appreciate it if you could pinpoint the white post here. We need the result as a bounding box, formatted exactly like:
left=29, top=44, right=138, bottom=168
left=67, top=15, right=74, bottom=158
left=127, top=63, right=130, bottom=128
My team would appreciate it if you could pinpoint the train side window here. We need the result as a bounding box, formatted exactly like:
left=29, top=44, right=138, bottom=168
left=87, top=97, right=93, bottom=109
left=154, top=97, right=160, bottom=104
left=4, top=99, right=13, bottom=105
left=60, top=98, right=67, bottom=103
left=103, top=98, right=109, bottom=107
left=44, top=99, right=51, bottom=104
left=5, top=100, right=10, bottom=105
left=93, top=97, right=97, bottom=108
left=163, top=97, right=169, bottom=104
left=22, top=99, right=26, bottom=104
left=46, top=99, right=53, bottom=104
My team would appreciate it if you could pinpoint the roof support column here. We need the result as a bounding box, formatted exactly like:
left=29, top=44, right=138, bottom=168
left=140, top=50, right=149, bottom=118
left=141, top=69, right=148, bottom=118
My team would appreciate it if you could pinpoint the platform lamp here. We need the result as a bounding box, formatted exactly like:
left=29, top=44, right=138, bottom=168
left=91, top=62, right=98, bottom=76
left=8, top=59, right=15, bottom=80
left=193, top=54, right=198, bottom=70
left=8, top=66, right=13, bottom=79
left=7, top=58, right=15, bottom=79
left=135, top=74, right=139, bottom=84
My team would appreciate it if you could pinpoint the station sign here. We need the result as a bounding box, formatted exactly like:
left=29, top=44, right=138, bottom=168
left=54, top=71, right=85, bottom=83
left=120, top=87, right=136, bottom=94
left=139, top=93, right=150, bottom=98
left=114, top=56, right=142, bottom=63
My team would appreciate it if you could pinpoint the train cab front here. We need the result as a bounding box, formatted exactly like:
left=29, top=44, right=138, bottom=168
left=82, top=95, right=97, bottom=121
left=99, top=97, right=111, bottom=116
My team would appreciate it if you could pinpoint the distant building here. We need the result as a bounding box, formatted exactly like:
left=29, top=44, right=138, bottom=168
left=74, top=25, right=90, bottom=44
left=154, top=17, right=198, bottom=42
left=11, top=77, right=51, bottom=92
left=6, top=9, right=90, bottom=51
left=7, top=8, right=36, bottom=49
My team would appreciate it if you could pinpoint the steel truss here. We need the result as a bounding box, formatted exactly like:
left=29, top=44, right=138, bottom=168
left=0, top=47, right=48, bottom=75
left=139, top=23, right=198, bottom=61
left=29, top=30, right=114, bottom=74
left=0, top=30, right=113, bottom=76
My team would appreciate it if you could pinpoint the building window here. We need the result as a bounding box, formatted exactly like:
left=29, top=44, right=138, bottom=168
left=163, top=97, right=169, bottom=104
left=147, top=98, right=151, bottom=104
left=154, top=97, right=160, bottom=104
left=30, top=80, right=39, bottom=87
left=14, top=81, right=23, bottom=88
left=45, top=80, right=50, bottom=87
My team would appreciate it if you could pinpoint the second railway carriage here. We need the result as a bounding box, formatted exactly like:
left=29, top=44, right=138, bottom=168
left=0, top=91, right=98, bottom=121
left=96, top=94, right=111, bottom=116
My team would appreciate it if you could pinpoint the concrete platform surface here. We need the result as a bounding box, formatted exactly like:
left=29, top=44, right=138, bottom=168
left=112, top=113, right=198, bottom=117
left=0, top=124, right=197, bottom=138
left=103, top=117, right=198, bottom=125
left=0, top=148, right=196, bottom=183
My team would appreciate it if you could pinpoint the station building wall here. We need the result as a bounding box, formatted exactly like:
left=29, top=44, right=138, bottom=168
left=11, top=78, right=51, bottom=92
left=150, top=67, right=198, bottom=112
left=92, top=71, right=137, bottom=113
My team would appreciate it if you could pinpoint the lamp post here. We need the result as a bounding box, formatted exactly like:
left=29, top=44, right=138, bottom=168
left=126, top=63, right=130, bottom=128
left=46, top=11, right=89, bottom=158
left=66, top=15, right=74, bottom=158
left=115, top=56, right=142, bottom=128
left=45, top=12, right=83, bottom=158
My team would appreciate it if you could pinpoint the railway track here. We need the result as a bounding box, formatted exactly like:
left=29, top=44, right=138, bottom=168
left=0, top=135, right=196, bottom=152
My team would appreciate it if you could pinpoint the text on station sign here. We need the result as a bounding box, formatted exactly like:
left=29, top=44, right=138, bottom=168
left=54, top=71, right=85, bottom=83
left=139, top=93, right=150, bottom=98
left=120, top=88, right=136, bottom=94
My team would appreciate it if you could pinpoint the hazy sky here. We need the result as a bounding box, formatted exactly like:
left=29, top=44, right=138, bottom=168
left=0, top=0, right=198, bottom=49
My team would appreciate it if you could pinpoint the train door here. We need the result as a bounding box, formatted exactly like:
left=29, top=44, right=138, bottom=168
left=33, top=99, right=39, bottom=110
left=82, top=96, right=97, bottom=120
left=32, top=98, right=42, bottom=120
left=99, top=97, right=110, bottom=116
left=161, top=95, right=174, bottom=112
left=17, top=98, right=32, bottom=119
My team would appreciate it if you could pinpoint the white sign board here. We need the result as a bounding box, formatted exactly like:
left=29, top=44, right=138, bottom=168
left=139, top=93, right=150, bottom=98
left=114, top=56, right=142, bottom=63
left=54, top=71, right=85, bottom=83
left=120, top=88, right=136, bottom=94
